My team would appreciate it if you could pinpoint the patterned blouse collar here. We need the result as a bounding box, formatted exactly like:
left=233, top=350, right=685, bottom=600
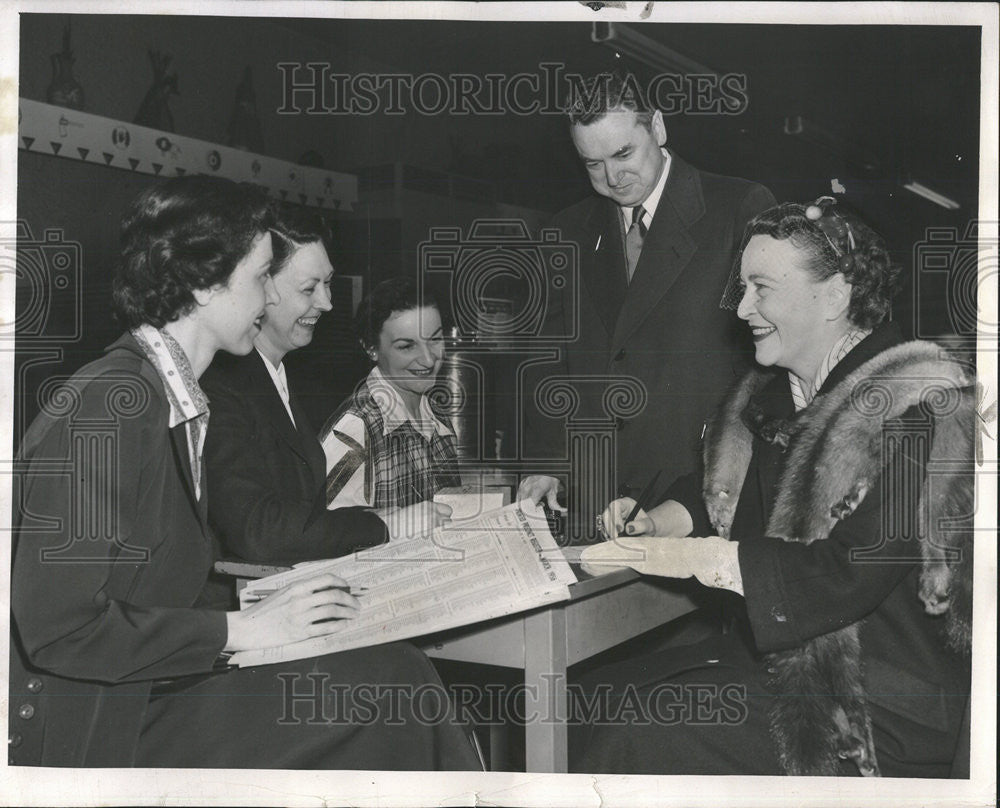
left=367, top=366, right=454, bottom=441
left=788, top=328, right=872, bottom=411
left=130, top=323, right=209, bottom=427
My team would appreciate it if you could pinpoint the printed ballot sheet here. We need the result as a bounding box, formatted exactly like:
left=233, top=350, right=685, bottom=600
left=229, top=501, right=577, bottom=667
left=434, top=485, right=508, bottom=521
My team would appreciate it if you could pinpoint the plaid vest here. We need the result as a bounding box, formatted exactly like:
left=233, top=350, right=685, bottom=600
left=334, top=378, right=461, bottom=509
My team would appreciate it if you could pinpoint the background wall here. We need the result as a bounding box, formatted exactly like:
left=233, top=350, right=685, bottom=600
left=18, top=14, right=580, bottom=187
left=16, top=13, right=557, bottom=438
left=15, top=13, right=983, bottom=448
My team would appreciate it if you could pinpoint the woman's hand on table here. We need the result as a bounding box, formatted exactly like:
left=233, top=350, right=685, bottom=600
left=224, top=572, right=360, bottom=651
left=579, top=536, right=744, bottom=595
left=516, top=475, right=567, bottom=512
left=381, top=500, right=452, bottom=539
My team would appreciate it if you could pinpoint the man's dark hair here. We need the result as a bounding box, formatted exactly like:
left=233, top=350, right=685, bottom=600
left=113, top=176, right=275, bottom=328
left=355, top=276, right=440, bottom=351
left=271, top=206, right=331, bottom=275
left=564, top=71, right=654, bottom=130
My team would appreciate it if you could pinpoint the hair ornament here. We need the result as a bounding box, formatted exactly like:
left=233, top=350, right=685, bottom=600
left=804, top=202, right=824, bottom=221
left=805, top=196, right=856, bottom=261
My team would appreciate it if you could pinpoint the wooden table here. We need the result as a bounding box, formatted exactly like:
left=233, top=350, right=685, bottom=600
left=422, top=567, right=697, bottom=772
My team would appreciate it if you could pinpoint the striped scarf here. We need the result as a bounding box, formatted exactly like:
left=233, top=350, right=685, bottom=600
left=789, top=329, right=871, bottom=411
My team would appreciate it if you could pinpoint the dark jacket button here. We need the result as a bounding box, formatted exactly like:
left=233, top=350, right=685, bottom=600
left=9, top=732, right=23, bottom=748
left=26, top=677, right=43, bottom=693
left=17, top=704, right=35, bottom=720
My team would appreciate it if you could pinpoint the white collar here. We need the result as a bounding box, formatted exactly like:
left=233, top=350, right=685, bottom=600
left=257, top=347, right=288, bottom=388
left=257, top=348, right=295, bottom=425
left=131, top=323, right=208, bottom=429
left=619, top=147, right=671, bottom=224
left=367, top=366, right=454, bottom=441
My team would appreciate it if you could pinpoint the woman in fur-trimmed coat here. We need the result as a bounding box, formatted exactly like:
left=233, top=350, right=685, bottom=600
left=577, top=198, right=973, bottom=778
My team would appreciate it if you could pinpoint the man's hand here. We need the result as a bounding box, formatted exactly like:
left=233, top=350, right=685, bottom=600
left=224, top=573, right=360, bottom=652
left=516, top=475, right=567, bottom=512
left=579, top=535, right=744, bottom=594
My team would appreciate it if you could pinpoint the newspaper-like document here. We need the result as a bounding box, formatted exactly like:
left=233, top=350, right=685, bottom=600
left=229, top=501, right=578, bottom=667
left=434, top=484, right=508, bottom=521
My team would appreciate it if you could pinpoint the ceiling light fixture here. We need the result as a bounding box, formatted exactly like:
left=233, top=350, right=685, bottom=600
left=592, top=21, right=716, bottom=76
left=902, top=180, right=961, bottom=210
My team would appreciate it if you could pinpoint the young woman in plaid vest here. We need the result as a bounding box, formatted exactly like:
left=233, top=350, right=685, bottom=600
left=321, top=277, right=459, bottom=538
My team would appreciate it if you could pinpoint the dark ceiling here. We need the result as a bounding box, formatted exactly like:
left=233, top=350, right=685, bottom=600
left=277, top=17, right=981, bottom=217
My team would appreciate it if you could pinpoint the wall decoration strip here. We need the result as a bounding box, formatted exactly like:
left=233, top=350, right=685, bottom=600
left=17, top=98, right=358, bottom=211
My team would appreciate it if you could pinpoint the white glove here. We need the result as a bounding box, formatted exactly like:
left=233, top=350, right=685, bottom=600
left=579, top=535, right=744, bottom=595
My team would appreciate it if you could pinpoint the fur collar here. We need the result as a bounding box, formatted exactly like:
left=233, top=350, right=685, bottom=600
left=702, top=339, right=975, bottom=775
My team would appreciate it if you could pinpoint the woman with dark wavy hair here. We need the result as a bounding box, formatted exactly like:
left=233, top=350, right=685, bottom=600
left=579, top=197, right=973, bottom=778
left=320, top=276, right=459, bottom=538
left=9, top=177, right=480, bottom=771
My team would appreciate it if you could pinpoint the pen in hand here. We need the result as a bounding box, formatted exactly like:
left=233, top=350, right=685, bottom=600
left=619, top=470, right=662, bottom=537
left=243, top=585, right=368, bottom=603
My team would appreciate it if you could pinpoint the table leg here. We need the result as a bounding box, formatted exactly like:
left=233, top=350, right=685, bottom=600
left=523, top=605, right=569, bottom=772
left=489, top=723, right=510, bottom=771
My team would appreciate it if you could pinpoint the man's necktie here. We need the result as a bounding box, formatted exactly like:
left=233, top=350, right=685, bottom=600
left=625, top=204, right=647, bottom=283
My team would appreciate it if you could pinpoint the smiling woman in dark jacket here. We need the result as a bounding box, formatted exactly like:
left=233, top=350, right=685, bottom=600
left=579, top=198, right=973, bottom=778
left=200, top=207, right=390, bottom=564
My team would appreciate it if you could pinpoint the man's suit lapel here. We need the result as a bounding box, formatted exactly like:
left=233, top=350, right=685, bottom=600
left=579, top=200, right=628, bottom=342
left=610, top=154, right=705, bottom=356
